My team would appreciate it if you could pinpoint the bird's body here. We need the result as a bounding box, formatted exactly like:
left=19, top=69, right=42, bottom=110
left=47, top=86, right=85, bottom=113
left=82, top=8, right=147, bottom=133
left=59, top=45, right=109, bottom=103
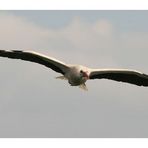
left=0, top=49, right=148, bottom=90
left=65, top=65, right=89, bottom=86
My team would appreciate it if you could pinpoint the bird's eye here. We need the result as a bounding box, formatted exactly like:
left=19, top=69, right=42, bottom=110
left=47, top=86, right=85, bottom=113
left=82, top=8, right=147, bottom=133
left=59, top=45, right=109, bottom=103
left=80, top=70, right=83, bottom=73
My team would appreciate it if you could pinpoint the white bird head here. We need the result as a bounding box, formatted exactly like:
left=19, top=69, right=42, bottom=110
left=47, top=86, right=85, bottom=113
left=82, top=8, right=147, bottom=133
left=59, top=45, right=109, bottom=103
left=80, top=70, right=89, bottom=80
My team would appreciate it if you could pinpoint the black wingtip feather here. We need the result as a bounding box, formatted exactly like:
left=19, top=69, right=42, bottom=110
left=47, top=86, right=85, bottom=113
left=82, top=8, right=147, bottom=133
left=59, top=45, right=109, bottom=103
left=11, top=50, right=23, bottom=53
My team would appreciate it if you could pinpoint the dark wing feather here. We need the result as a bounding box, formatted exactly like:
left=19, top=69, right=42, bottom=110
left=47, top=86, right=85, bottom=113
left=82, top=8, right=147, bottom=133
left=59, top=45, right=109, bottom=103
left=89, top=69, right=148, bottom=86
left=0, top=50, right=69, bottom=75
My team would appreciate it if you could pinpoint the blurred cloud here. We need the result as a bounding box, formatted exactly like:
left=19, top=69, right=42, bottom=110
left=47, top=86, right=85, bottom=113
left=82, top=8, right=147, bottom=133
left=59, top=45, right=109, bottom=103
left=0, top=13, right=49, bottom=49
left=1, top=13, right=148, bottom=62
left=0, top=13, right=118, bottom=67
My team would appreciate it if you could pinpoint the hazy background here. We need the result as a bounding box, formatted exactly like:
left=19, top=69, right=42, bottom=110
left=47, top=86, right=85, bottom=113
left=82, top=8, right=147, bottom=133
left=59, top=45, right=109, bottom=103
left=0, top=10, right=148, bottom=138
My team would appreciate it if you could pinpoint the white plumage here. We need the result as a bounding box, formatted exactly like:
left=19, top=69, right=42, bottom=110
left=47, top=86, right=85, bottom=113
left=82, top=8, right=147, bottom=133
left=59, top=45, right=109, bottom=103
left=0, top=50, right=148, bottom=90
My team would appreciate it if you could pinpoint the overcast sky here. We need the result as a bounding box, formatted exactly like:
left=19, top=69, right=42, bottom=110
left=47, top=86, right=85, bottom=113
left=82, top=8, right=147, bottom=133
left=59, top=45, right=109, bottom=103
left=0, top=10, right=148, bottom=138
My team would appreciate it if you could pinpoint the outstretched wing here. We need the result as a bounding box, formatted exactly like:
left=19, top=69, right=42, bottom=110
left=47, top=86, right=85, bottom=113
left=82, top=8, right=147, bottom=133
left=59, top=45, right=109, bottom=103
left=89, top=69, right=148, bottom=86
left=0, top=50, right=69, bottom=75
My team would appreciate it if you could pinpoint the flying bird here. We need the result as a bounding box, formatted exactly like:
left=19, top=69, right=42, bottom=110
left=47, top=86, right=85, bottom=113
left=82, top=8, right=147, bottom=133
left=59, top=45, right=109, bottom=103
left=0, top=50, right=148, bottom=90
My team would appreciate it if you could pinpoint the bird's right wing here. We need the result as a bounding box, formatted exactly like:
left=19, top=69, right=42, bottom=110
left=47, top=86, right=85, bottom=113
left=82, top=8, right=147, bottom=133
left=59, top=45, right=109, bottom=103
left=89, top=68, right=148, bottom=86
left=0, top=50, right=69, bottom=75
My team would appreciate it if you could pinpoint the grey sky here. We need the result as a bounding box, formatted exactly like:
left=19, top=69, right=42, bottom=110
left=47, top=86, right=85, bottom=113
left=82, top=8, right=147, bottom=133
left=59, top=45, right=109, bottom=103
left=0, top=10, right=148, bottom=138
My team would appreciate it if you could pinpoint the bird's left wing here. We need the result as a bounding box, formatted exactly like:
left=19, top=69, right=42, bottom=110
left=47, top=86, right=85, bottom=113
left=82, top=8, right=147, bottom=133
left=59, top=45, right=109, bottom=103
left=89, top=69, right=148, bottom=86
left=0, top=50, right=69, bottom=75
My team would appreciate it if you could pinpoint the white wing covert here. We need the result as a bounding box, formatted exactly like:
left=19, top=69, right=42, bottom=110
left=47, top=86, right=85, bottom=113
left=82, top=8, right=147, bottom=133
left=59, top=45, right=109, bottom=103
left=0, top=50, right=69, bottom=75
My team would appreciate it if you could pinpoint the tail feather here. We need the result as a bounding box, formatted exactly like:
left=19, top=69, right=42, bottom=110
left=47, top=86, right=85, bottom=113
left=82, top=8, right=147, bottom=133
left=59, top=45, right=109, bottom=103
left=79, top=84, right=88, bottom=91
